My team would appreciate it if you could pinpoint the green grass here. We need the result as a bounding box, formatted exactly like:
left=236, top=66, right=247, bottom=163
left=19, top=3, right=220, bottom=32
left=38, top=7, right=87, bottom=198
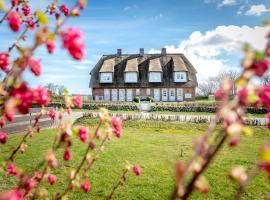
left=0, top=119, right=269, bottom=199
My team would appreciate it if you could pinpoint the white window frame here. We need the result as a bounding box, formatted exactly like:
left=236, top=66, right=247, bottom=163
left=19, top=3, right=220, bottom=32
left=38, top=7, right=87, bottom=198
left=104, top=89, right=110, bottom=101
left=119, top=89, right=125, bottom=101
left=146, top=88, right=151, bottom=96
left=126, top=89, right=133, bottom=102
left=136, top=89, right=140, bottom=96
left=100, top=72, right=113, bottom=83
left=154, top=88, right=160, bottom=102
left=162, top=88, right=168, bottom=101
left=177, top=88, right=184, bottom=102
left=125, top=72, right=138, bottom=83
left=149, top=72, right=162, bottom=83
left=169, top=88, right=175, bottom=101
left=174, top=72, right=187, bottom=83
left=112, top=89, right=118, bottom=101
left=185, top=93, right=192, bottom=99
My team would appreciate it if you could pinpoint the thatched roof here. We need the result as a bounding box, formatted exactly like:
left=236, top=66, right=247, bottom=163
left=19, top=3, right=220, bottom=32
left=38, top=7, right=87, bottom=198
left=99, top=59, right=115, bottom=72
left=149, top=58, right=162, bottom=72
left=125, top=58, right=138, bottom=72
left=89, top=53, right=198, bottom=88
left=172, top=56, right=188, bottom=72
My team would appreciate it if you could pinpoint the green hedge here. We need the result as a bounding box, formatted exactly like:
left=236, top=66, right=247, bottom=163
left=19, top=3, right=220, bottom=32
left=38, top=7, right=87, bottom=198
left=49, top=102, right=269, bottom=115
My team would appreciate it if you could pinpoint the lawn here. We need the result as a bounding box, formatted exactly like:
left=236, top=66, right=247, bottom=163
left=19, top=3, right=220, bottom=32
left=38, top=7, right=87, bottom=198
left=0, top=119, right=269, bottom=200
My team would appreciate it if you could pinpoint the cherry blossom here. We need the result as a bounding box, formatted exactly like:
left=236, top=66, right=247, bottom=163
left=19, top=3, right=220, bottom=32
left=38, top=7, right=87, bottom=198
left=7, top=11, right=21, bottom=32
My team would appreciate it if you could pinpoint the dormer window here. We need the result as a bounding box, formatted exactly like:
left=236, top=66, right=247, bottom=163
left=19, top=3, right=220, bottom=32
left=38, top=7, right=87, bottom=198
left=149, top=72, right=162, bottom=82
left=125, top=72, right=138, bottom=83
left=174, top=72, right=187, bottom=82
left=149, top=58, right=162, bottom=83
left=100, top=72, right=113, bottom=83
left=99, top=59, right=115, bottom=83
left=124, top=58, right=138, bottom=83
left=172, top=56, right=188, bottom=83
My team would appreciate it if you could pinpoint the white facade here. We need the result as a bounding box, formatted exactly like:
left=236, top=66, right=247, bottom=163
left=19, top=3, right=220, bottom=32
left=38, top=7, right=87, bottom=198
left=100, top=73, right=113, bottom=83
left=136, top=89, right=140, bottom=96
left=174, top=72, right=187, bottom=83
left=149, top=72, right=162, bottom=82
left=125, top=72, right=138, bottom=83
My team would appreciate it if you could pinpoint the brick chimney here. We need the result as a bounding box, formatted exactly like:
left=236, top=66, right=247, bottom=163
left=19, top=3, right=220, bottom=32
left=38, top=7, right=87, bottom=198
left=117, top=49, right=122, bottom=57
left=139, top=48, right=144, bottom=56
left=162, top=48, right=166, bottom=56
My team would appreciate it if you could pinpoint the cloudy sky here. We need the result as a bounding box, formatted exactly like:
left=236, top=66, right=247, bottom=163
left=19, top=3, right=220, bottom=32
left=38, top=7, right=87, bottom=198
left=0, top=0, right=270, bottom=94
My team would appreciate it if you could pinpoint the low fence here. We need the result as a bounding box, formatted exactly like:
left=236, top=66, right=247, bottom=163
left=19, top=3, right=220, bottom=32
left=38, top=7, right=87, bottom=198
left=82, top=112, right=267, bottom=126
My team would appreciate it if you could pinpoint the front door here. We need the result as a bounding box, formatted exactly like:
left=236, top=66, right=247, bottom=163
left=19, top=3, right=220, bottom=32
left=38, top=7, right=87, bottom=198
left=154, top=88, right=160, bottom=102
left=104, top=89, right=110, bottom=101
left=119, top=89, right=125, bottom=101
left=112, top=89, right=118, bottom=101
left=177, top=88, right=184, bottom=101
left=126, top=89, right=133, bottom=102
left=169, top=88, right=176, bottom=101
left=162, top=88, right=168, bottom=102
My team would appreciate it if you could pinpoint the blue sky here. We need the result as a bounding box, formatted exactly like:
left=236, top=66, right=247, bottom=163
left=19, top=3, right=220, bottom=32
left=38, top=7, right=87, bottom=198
left=0, top=0, right=270, bottom=94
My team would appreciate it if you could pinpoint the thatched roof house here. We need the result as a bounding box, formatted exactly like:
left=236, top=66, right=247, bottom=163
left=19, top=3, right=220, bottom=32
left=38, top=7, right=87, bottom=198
left=89, top=48, right=197, bottom=102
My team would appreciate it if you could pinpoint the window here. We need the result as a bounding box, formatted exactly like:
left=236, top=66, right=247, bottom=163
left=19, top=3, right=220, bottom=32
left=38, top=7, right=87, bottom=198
left=136, top=89, right=140, bottom=96
left=149, top=72, right=162, bottom=82
left=170, top=90, right=174, bottom=96
left=163, top=90, right=167, bottom=96
left=146, top=89, right=151, bottom=96
left=100, top=73, right=113, bottom=83
left=185, top=93, right=192, bottom=98
left=125, top=72, right=138, bottom=83
left=174, top=72, right=187, bottom=83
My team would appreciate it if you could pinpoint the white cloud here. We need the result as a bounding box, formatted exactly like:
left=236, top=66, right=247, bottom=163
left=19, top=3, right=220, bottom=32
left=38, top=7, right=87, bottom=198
left=123, top=5, right=138, bottom=11
left=149, top=25, right=268, bottom=82
left=218, top=0, right=236, bottom=7
left=245, top=4, right=270, bottom=16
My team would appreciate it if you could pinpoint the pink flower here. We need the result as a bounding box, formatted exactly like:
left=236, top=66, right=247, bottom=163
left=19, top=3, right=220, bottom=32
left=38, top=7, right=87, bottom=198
left=266, top=113, right=270, bottom=129
left=251, top=59, right=269, bottom=77
left=80, top=181, right=90, bottom=193
left=7, top=11, right=21, bottom=32
left=27, top=19, right=35, bottom=29
left=60, top=4, right=69, bottom=16
left=48, top=174, right=57, bottom=185
left=0, top=189, right=23, bottom=200
left=73, top=95, right=83, bottom=108
left=0, top=118, right=6, bottom=128
left=0, top=53, right=9, bottom=72
left=49, top=159, right=58, bottom=168
left=24, top=179, right=35, bottom=192
left=46, top=40, right=56, bottom=54
left=0, top=132, right=7, bottom=144
left=63, top=150, right=72, bottom=161
left=28, top=58, right=42, bottom=76
left=78, top=126, right=89, bottom=142
left=49, top=108, right=56, bottom=120
left=237, top=88, right=248, bottom=106
left=12, top=0, right=18, bottom=6
left=111, top=117, right=122, bottom=138
left=22, top=5, right=30, bottom=16
left=6, top=164, right=17, bottom=176
left=34, top=87, right=50, bottom=106
left=259, top=85, right=270, bottom=108
left=133, top=164, right=141, bottom=176
left=215, top=89, right=226, bottom=101
left=79, top=0, right=86, bottom=9
left=11, top=82, right=34, bottom=114
left=89, top=141, right=95, bottom=150
left=58, top=113, right=63, bottom=120
left=61, top=27, right=85, bottom=60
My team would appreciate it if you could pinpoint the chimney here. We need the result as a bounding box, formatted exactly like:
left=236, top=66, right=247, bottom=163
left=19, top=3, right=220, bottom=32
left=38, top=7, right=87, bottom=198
left=117, top=49, right=122, bottom=57
left=162, top=48, right=166, bottom=56
left=139, top=48, right=144, bottom=56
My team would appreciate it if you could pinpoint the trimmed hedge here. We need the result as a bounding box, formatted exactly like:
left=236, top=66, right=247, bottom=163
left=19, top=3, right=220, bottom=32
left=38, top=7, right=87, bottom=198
left=49, top=102, right=269, bottom=115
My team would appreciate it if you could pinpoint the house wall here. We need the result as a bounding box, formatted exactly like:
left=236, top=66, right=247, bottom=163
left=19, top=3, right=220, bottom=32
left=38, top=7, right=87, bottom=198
left=92, top=87, right=195, bottom=101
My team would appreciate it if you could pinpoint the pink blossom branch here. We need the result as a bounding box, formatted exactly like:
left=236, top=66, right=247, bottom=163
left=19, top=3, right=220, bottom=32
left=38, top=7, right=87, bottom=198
left=106, top=168, right=130, bottom=200
left=0, top=5, right=15, bottom=24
